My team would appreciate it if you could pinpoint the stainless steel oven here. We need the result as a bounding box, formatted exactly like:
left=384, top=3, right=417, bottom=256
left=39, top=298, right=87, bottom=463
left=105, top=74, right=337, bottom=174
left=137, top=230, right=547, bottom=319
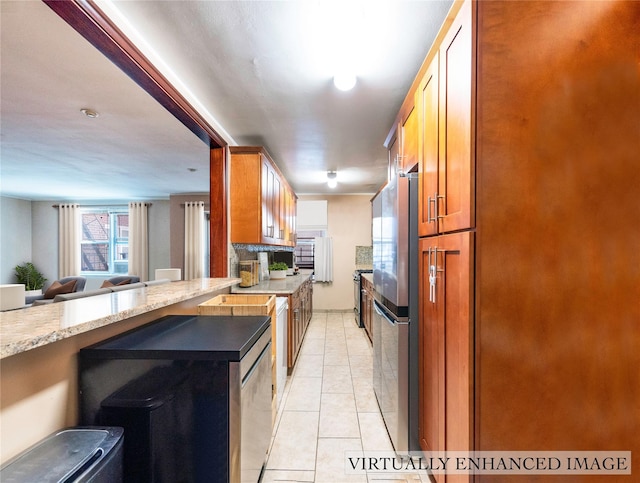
left=353, top=269, right=372, bottom=327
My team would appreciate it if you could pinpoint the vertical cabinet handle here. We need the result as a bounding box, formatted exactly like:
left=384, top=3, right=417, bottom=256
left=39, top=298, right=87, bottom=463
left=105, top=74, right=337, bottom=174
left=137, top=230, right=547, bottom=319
left=437, top=194, right=445, bottom=219
left=427, top=247, right=446, bottom=304
left=427, top=192, right=438, bottom=224
left=427, top=193, right=446, bottom=225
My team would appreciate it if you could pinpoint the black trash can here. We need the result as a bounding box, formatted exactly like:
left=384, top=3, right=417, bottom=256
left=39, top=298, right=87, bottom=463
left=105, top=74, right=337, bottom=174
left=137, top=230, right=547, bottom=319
left=0, top=427, right=123, bottom=482
left=97, top=364, right=192, bottom=482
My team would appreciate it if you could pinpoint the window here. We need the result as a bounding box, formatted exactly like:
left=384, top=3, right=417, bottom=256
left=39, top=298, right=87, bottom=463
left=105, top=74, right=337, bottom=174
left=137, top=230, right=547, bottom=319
left=81, top=208, right=129, bottom=274
left=294, top=229, right=325, bottom=270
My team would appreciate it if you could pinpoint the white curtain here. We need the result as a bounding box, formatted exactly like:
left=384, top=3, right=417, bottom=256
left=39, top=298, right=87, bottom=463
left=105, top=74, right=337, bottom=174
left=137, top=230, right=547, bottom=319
left=128, top=202, right=149, bottom=281
left=184, top=201, right=205, bottom=280
left=58, top=204, right=80, bottom=277
left=314, top=237, right=333, bottom=282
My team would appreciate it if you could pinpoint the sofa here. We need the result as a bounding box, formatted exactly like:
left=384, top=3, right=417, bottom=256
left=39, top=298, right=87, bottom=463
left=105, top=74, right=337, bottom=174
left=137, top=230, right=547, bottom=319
left=26, top=276, right=87, bottom=305
left=31, top=278, right=171, bottom=306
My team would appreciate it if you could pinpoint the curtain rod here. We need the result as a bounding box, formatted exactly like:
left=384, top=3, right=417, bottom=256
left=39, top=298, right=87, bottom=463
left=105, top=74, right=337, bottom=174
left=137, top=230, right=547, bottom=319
left=52, top=203, right=152, bottom=208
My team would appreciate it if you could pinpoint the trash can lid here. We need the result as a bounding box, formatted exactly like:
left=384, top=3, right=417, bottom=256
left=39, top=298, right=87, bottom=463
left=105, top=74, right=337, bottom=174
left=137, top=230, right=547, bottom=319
left=0, top=427, right=122, bottom=482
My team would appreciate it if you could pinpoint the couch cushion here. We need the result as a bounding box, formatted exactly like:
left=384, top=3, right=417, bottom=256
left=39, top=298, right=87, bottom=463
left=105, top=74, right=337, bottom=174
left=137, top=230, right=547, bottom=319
left=44, top=279, right=77, bottom=299
left=100, top=278, right=132, bottom=288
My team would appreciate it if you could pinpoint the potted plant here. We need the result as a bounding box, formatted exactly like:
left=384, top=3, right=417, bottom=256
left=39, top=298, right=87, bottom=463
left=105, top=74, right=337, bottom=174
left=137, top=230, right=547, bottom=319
left=269, top=262, right=288, bottom=280
left=14, top=262, right=47, bottom=296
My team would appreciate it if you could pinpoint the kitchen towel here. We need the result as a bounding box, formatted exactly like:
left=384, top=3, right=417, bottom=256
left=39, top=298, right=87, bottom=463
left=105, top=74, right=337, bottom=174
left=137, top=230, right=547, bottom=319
left=314, top=237, right=333, bottom=282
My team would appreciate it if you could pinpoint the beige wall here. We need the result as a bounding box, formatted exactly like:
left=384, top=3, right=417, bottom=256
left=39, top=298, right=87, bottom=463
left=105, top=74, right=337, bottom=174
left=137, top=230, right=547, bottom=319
left=298, top=194, right=372, bottom=311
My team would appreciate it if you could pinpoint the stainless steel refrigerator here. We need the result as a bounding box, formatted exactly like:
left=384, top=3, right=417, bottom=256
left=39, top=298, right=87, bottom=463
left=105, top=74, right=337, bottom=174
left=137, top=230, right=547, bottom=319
left=372, top=172, right=419, bottom=454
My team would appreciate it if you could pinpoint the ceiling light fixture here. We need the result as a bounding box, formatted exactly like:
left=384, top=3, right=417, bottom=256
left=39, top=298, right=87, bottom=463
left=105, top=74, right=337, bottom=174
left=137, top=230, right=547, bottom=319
left=333, top=73, right=357, bottom=91
left=80, top=108, right=99, bottom=118
left=327, top=171, right=338, bottom=188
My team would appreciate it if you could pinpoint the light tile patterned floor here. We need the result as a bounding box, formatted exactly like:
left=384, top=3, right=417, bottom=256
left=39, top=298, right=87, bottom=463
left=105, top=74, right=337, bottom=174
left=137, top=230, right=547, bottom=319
left=262, top=311, right=430, bottom=483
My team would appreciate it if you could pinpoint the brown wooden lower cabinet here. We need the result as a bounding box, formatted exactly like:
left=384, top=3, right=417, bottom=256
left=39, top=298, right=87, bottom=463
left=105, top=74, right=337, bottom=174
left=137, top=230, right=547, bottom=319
left=287, top=279, right=313, bottom=371
left=419, top=232, right=474, bottom=483
left=360, top=276, right=374, bottom=343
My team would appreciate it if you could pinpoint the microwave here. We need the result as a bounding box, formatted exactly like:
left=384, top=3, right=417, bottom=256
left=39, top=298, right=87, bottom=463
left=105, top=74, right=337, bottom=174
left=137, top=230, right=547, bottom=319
left=272, top=251, right=295, bottom=269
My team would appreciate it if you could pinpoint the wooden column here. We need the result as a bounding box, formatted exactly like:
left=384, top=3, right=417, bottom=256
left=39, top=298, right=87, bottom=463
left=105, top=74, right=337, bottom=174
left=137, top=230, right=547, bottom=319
left=209, top=147, right=228, bottom=277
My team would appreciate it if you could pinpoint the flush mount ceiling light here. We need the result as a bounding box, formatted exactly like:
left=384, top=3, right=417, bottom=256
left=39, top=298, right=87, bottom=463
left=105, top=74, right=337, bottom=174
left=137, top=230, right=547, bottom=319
left=327, top=171, right=338, bottom=188
left=80, top=108, right=99, bottom=118
left=333, top=73, right=357, bottom=91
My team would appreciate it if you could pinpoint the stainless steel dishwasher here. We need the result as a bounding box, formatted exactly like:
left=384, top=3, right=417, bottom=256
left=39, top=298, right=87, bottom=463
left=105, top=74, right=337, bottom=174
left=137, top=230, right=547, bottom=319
left=79, top=314, right=273, bottom=483
left=230, top=326, right=272, bottom=483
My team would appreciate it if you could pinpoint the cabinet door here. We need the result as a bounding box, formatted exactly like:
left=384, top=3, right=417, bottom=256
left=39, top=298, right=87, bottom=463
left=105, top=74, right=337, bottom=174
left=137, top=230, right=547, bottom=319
left=419, top=232, right=474, bottom=483
left=418, top=237, right=443, bottom=461
left=400, top=105, right=418, bottom=173
left=418, top=54, right=440, bottom=238
left=262, top=157, right=273, bottom=241
left=288, top=293, right=301, bottom=370
left=438, top=0, right=473, bottom=233
left=273, top=173, right=282, bottom=241
left=387, top=127, right=399, bottom=181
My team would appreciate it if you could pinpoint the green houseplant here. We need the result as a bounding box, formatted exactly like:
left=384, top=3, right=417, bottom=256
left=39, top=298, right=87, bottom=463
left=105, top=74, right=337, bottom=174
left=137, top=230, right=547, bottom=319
left=14, top=262, right=47, bottom=293
left=268, top=262, right=288, bottom=280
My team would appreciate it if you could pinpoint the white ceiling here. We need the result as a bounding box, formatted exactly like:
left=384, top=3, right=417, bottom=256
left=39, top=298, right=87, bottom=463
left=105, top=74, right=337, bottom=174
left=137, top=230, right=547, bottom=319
left=0, top=0, right=453, bottom=200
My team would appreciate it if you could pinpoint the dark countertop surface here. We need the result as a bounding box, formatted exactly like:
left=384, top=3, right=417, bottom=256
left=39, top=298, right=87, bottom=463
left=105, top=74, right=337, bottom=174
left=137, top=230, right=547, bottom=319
left=80, top=315, right=270, bottom=361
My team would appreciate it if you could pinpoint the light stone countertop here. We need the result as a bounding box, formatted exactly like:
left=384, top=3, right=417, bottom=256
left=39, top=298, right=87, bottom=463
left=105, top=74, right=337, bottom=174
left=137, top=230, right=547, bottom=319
left=230, top=269, right=313, bottom=295
left=0, top=278, right=240, bottom=359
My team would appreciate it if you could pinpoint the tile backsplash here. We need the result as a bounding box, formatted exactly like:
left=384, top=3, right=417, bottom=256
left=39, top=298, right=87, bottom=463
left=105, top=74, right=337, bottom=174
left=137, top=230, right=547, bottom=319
left=355, top=245, right=373, bottom=268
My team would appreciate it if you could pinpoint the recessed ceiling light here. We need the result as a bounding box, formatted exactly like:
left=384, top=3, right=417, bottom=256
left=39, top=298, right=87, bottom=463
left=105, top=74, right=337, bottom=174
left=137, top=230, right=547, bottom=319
left=80, top=108, right=99, bottom=118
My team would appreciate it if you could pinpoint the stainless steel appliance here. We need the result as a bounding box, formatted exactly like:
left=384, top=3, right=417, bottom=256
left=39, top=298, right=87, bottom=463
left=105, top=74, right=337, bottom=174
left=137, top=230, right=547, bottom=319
left=79, top=315, right=272, bottom=483
left=274, top=297, right=289, bottom=409
left=372, top=172, right=419, bottom=454
left=236, top=326, right=272, bottom=483
left=353, top=269, right=373, bottom=327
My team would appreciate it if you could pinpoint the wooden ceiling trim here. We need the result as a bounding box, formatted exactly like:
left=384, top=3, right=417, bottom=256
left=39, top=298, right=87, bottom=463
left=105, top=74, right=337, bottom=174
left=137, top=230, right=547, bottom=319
left=43, top=0, right=226, bottom=149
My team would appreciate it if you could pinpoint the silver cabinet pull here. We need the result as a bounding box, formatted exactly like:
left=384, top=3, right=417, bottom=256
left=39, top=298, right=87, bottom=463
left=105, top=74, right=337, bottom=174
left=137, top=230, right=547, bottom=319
left=427, top=193, right=446, bottom=226
left=427, top=193, right=438, bottom=224
left=437, top=194, right=445, bottom=219
left=428, top=247, right=445, bottom=304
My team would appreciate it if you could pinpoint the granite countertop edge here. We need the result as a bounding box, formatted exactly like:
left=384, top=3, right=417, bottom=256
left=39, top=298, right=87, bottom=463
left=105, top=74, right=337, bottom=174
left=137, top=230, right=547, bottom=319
left=0, top=278, right=240, bottom=359
left=230, top=269, right=313, bottom=295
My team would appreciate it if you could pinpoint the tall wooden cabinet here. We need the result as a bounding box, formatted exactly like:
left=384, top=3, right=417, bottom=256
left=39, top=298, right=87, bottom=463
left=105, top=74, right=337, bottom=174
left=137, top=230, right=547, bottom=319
left=396, top=0, right=640, bottom=481
left=417, top=0, right=473, bottom=238
left=230, top=146, right=297, bottom=247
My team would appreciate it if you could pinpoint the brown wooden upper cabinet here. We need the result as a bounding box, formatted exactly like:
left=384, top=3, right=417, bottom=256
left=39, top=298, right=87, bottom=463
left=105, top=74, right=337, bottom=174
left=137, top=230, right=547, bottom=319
left=417, top=0, right=474, bottom=237
left=230, top=146, right=297, bottom=247
left=386, top=96, right=419, bottom=178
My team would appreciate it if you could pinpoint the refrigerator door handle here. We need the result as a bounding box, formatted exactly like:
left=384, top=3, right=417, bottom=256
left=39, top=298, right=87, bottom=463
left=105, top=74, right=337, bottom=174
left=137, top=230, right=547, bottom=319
left=373, top=301, right=404, bottom=327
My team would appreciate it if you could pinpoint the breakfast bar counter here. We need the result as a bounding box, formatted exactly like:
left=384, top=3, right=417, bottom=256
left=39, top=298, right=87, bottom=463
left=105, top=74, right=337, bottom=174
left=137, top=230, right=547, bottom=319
left=0, top=278, right=240, bottom=359
left=0, top=277, right=239, bottom=464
